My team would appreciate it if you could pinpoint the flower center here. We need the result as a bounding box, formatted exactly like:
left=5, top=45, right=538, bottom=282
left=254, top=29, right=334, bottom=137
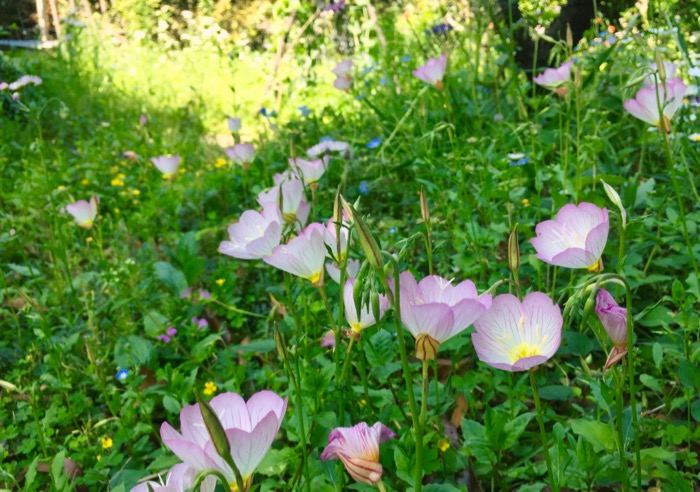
left=587, top=257, right=604, bottom=273
left=509, top=343, right=541, bottom=363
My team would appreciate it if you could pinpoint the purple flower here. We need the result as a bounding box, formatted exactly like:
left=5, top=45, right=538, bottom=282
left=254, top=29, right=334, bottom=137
left=325, top=0, right=345, bottom=12
left=428, top=23, right=453, bottom=36
left=157, top=327, right=178, bottom=343
left=192, top=316, right=209, bottom=330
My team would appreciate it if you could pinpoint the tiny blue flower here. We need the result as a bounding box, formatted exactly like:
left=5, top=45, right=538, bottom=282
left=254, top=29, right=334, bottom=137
left=361, top=64, right=377, bottom=75
left=355, top=93, right=366, bottom=101
left=366, top=138, right=382, bottom=149
left=429, top=23, right=453, bottom=36
left=598, top=30, right=608, bottom=37
left=380, top=77, right=387, bottom=86
left=359, top=181, right=369, bottom=195
left=260, top=107, right=277, bottom=118
left=319, top=136, right=334, bottom=142
left=509, top=157, right=531, bottom=167
left=389, top=227, right=397, bottom=234
left=259, top=107, right=268, bottom=116
left=400, top=55, right=412, bottom=63
left=606, top=35, right=616, bottom=44
left=299, top=105, right=311, bottom=117
left=116, top=369, right=129, bottom=381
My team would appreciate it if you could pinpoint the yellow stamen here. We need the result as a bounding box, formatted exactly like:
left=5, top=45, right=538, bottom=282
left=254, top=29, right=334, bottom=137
left=587, top=257, right=604, bottom=273
left=509, top=343, right=541, bottom=363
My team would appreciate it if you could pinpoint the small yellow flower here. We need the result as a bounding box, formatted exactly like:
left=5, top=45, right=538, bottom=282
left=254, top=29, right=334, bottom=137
left=56, top=185, right=66, bottom=191
left=96, top=455, right=101, bottom=461
left=195, top=170, right=203, bottom=177
left=81, top=178, right=89, bottom=186
left=521, top=198, right=530, bottom=207
left=110, top=166, right=120, bottom=173
left=119, top=190, right=127, bottom=196
left=215, top=157, right=227, bottom=169
left=86, top=237, right=94, bottom=243
left=358, top=399, right=367, bottom=409
left=114, top=208, right=120, bottom=214
left=203, top=381, right=217, bottom=396
left=467, top=136, right=478, bottom=143
left=131, top=189, right=141, bottom=196
left=111, top=178, right=125, bottom=187
left=215, top=278, right=225, bottom=286
left=132, top=199, right=139, bottom=205
left=117, top=173, right=126, bottom=180
left=101, top=437, right=113, bottom=450
left=438, top=438, right=450, bottom=452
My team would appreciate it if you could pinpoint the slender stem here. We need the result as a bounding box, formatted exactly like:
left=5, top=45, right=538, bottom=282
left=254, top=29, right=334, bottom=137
left=209, top=298, right=267, bottom=318
left=340, top=336, right=356, bottom=383
left=621, top=280, right=642, bottom=490
left=529, top=370, right=558, bottom=492
left=376, top=478, right=387, bottom=492
left=613, top=368, right=630, bottom=491
left=415, top=360, right=430, bottom=492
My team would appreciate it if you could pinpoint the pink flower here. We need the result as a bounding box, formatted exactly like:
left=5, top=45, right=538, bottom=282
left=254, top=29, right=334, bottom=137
left=643, top=61, right=677, bottom=86
left=595, top=289, right=628, bottom=370
left=130, top=463, right=216, bottom=492
left=412, top=54, right=447, bottom=89
left=160, top=391, right=287, bottom=490
left=218, top=204, right=282, bottom=260
left=398, top=272, right=492, bottom=360
left=257, top=178, right=310, bottom=227
left=0, top=82, right=7, bottom=91
left=225, top=143, right=255, bottom=166
left=472, top=292, right=562, bottom=371
left=320, top=422, right=395, bottom=485
left=333, top=76, right=351, bottom=91
left=263, top=223, right=327, bottom=285
left=158, top=327, right=178, bottom=343
left=326, top=258, right=360, bottom=284
left=530, top=202, right=609, bottom=271
left=8, top=75, right=42, bottom=91
left=289, top=156, right=329, bottom=186
left=320, top=329, right=336, bottom=348
left=65, top=196, right=98, bottom=229
left=307, top=139, right=350, bottom=158
left=533, top=60, right=573, bottom=89
left=623, top=77, right=686, bottom=132
left=151, top=155, right=181, bottom=179
left=333, top=60, right=353, bottom=92
left=323, top=216, right=350, bottom=262
left=344, top=279, right=389, bottom=333
left=226, top=117, right=242, bottom=132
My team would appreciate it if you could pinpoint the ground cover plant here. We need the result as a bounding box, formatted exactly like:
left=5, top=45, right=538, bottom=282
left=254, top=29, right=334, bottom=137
left=1, top=0, right=700, bottom=490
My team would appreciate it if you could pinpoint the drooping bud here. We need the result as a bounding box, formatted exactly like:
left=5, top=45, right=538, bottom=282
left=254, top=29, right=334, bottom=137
left=194, top=390, right=231, bottom=461
left=353, top=274, right=365, bottom=322
left=415, top=333, right=439, bottom=360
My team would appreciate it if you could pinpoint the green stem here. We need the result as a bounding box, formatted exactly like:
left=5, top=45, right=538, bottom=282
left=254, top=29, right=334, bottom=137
left=340, top=336, right=356, bottom=383
left=613, top=368, right=630, bottom=491
left=415, top=360, right=430, bottom=492
left=529, top=370, right=558, bottom=492
left=621, top=279, right=642, bottom=490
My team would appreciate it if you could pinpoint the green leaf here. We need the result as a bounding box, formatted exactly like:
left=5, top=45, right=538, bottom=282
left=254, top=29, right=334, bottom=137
left=691, top=399, right=700, bottom=423
left=363, top=329, right=395, bottom=367
left=114, top=335, right=154, bottom=367
left=163, top=395, right=182, bottom=414
left=678, top=359, right=700, bottom=390
left=652, top=343, right=663, bottom=369
left=257, top=448, right=294, bottom=476
left=538, top=385, right=573, bottom=401
left=503, top=412, right=534, bottom=448
left=153, top=261, right=188, bottom=296
left=570, top=419, right=615, bottom=452
left=143, top=310, right=169, bottom=338
left=640, top=374, right=664, bottom=393
left=230, top=339, right=275, bottom=354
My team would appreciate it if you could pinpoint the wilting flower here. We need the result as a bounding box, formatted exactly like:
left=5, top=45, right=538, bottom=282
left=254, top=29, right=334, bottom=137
left=412, top=54, right=447, bottom=89
left=530, top=202, right=609, bottom=272
left=472, top=292, right=562, bottom=371
left=623, top=77, right=686, bottom=132
left=326, top=258, right=360, bottom=284
left=320, top=422, right=396, bottom=485
left=219, top=204, right=282, bottom=260
left=398, top=272, right=492, bottom=360
left=66, top=196, right=98, bottom=229
left=131, top=463, right=216, bottom=492
left=160, top=391, right=287, bottom=491
left=533, top=61, right=573, bottom=90
left=595, top=289, right=628, bottom=370
left=226, top=117, right=242, bottom=132
left=264, top=223, right=327, bottom=285
left=257, top=178, right=310, bottom=227
left=289, top=156, right=330, bottom=186
left=151, top=155, right=181, bottom=180
left=344, top=279, right=389, bottom=333
left=307, top=138, right=350, bottom=158
left=225, top=143, right=255, bottom=167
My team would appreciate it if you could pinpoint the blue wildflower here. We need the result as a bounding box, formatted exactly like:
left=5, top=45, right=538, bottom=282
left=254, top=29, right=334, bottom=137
left=428, top=23, right=453, bottom=36
left=389, top=227, right=397, bottom=234
left=509, top=157, right=531, bottom=167
left=366, top=138, right=382, bottom=149
left=606, top=35, right=616, bottom=44
left=380, top=77, right=387, bottom=86
left=260, top=107, right=277, bottom=118
left=116, top=369, right=129, bottom=382
left=319, top=136, right=334, bottom=142
left=400, top=55, right=412, bottom=63
left=299, top=105, right=311, bottom=117
left=359, top=181, right=369, bottom=195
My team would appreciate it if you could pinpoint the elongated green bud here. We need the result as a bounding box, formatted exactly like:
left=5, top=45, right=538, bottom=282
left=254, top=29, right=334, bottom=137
left=371, top=290, right=381, bottom=324
left=334, top=188, right=344, bottom=257
left=508, top=225, right=520, bottom=284
left=420, top=187, right=430, bottom=226
left=353, top=275, right=365, bottom=321
left=194, top=390, right=230, bottom=460
left=274, top=325, right=289, bottom=365
left=345, top=200, right=383, bottom=271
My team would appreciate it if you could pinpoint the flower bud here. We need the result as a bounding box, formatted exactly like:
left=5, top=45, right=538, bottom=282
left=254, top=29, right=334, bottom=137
left=346, top=201, right=383, bottom=272
left=194, top=390, right=231, bottom=461
left=601, top=180, right=626, bottom=229
left=415, top=333, right=439, bottom=361
left=508, top=225, right=520, bottom=283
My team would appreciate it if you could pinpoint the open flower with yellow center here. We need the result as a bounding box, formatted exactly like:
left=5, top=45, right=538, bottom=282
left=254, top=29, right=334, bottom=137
left=320, top=422, right=395, bottom=486
left=263, top=223, right=327, bottom=286
left=289, top=155, right=330, bottom=187
left=257, top=178, right=310, bottom=228
left=151, top=155, right=181, bottom=180
left=66, top=196, right=98, bottom=229
left=398, top=272, right=492, bottom=360
left=218, top=203, right=282, bottom=260
left=530, top=202, right=609, bottom=272
left=533, top=60, right=573, bottom=91
left=412, top=54, right=447, bottom=90
left=472, top=292, right=562, bottom=372
left=623, top=77, right=686, bottom=132
left=344, top=279, right=389, bottom=333
left=160, top=391, right=287, bottom=492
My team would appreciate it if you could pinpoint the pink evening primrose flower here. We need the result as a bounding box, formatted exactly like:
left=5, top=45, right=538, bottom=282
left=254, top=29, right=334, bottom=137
left=344, top=279, right=389, bottom=334
left=218, top=203, right=283, bottom=260
left=130, top=463, right=216, bottom=492
left=307, top=139, right=350, bottom=158
left=333, top=76, right=352, bottom=91
left=225, top=143, right=255, bottom=166
left=66, top=196, right=99, bottom=229
left=643, top=61, right=677, bottom=87
left=333, top=59, right=353, bottom=78
left=289, top=155, right=330, bottom=187
left=326, top=258, right=361, bottom=284
left=595, top=288, right=628, bottom=370
left=412, top=54, right=447, bottom=89
left=623, top=77, right=686, bottom=132
left=160, top=391, right=287, bottom=491
left=263, top=223, right=327, bottom=286
left=323, top=216, right=350, bottom=262
left=472, top=292, right=563, bottom=372
left=533, top=60, right=573, bottom=90
left=398, top=271, right=492, bottom=360
left=530, top=202, right=609, bottom=272
left=320, top=422, right=396, bottom=485
left=257, top=178, right=310, bottom=227
left=226, top=117, right=242, bottom=132
left=151, top=155, right=181, bottom=180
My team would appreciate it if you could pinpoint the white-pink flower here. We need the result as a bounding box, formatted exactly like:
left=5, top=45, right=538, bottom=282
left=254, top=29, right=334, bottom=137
left=151, top=155, right=181, bottom=179
left=226, top=117, right=242, bottom=132
left=344, top=279, right=389, bottom=333
left=263, top=223, right=327, bottom=285
left=257, top=178, right=310, bottom=227
left=218, top=204, right=283, bottom=260
left=533, top=61, right=573, bottom=89
left=472, top=292, right=562, bottom=371
left=398, top=271, right=492, bottom=360
left=530, top=202, right=609, bottom=271
left=320, top=422, right=396, bottom=485
left=130, top=463, right=216, bottom=492
left=326, top=258, right=361, bottom=284
left=412, top=54, right=447, bottom=89
left=623, top=77, right=686, bottom=131
left=307, top=139, right=350, bottom=158
left=225, top=143, right=255, bottom=166
left=65, top=196, right=98, bottom=229
left=333, top=59, right=353, bottom=92
left=160, top=391, right=287, bottom=491
left=643, top=61, right=677, bottom=86
left=289, top=156, right=329, bottom=186
left=8, top=75, right=42, bottom=91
